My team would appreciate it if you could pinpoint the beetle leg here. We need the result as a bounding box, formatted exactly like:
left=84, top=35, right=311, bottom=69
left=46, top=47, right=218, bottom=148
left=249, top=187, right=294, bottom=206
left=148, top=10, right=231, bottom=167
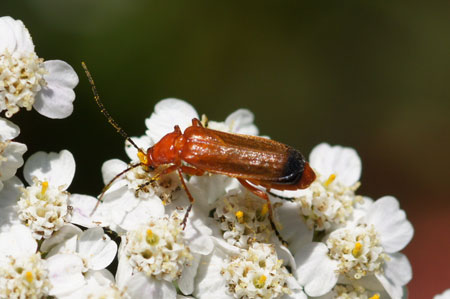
left=177, top=168, right=196, bottom=229
left=238, top=179, right=288, bottom=246
left=192, top=118, right=203, bottom=127
left=174, top=125, right=182, bottom=134
left=135, top=164, right=179, bottom=197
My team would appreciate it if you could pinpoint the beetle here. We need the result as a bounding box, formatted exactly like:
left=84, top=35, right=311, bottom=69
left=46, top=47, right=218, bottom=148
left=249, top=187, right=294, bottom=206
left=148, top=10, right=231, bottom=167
left=82, top=62, right=316, bottom=243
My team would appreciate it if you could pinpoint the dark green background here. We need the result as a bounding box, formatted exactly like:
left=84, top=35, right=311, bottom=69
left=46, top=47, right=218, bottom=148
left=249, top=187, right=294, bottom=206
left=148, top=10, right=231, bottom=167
left=3, top=1, right=450, bottom=297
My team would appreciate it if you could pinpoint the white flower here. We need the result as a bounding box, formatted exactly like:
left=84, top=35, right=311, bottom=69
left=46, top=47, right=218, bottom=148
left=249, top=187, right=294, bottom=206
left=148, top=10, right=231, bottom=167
left=277, top=143, right=363, bottom=231
left=17, top=150, right=75, bottom=239
left=116, top=211, right=213, bottom=298
left=69, top=158, right=166, bottom=232
left=0, top=16, right=78, bottom=118
left=56, top=269, right=127, bottom=299
left=294, top=196, right=413, bottom=298
left=212, top=188, right=275, bottom=248
left=194, top=238, right=305, bottom=299
left=0, top=224, right=51, bottom=298
left=315, top=284, right=388, bottom=299
left=206, top=108, right=259, bottom=136
left=0, top=117, right=26, bottom=191
left=435, top=289, right=450, bottom=299
left=41, top=224, right=117, bottom=297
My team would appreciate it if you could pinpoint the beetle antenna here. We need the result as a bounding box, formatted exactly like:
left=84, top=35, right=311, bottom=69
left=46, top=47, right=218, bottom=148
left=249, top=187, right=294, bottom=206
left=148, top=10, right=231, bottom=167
left=81, top=62, right=143, bottom=153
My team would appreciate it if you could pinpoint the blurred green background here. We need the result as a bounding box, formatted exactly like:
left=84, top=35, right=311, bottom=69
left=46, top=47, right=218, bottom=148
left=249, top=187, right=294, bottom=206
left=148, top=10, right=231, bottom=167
left=3, top=1, right=450, bottom=297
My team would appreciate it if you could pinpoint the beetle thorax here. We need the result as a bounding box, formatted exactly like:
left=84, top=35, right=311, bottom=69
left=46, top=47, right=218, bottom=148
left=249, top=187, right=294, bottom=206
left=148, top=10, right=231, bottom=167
left=147, top=131, right=184, bottom=167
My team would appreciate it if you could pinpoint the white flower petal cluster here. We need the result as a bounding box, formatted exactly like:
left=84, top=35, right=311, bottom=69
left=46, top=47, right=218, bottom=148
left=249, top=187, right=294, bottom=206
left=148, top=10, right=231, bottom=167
left=17, top=150, right=75, bottom=239
left=0, top=16, right=78, bottom=118
left=291, top=150, right=413, bottom=298
left=41, top=224, right=117, bottom=297
left=0, top=225, right=50, bottom=298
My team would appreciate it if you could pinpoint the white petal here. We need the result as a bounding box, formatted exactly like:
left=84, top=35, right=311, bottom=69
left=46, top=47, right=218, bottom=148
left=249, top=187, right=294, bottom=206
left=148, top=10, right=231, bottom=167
left=224, top=109, right=259, bottom=135
left=366, top=196, right=413, bottom=252
left=187, top=234, right=214, bottom=256
left=40, top=224, right=82, bottom=254
left=0, top=141, right=27, bottom=181
left=383, top=253, right=412, bottom=288
left=0, top=175, right=23, bottom=207
left=178, top=253, right=201, bottom=295
left=47, top=254, right=85, bottom=296
left=434, top=289, right=450, bottom=299
left=0, top=224, right=36, bottom=258
left=115, top=240, right=133, bottom=288
left=34, top=84, right=75, bottom=119
left=113, top=192, right=165, bottom=231
left=78, top=227, right=117, bottom=270
left=43, top=60, right=79, bottom=89
left=183, top=215, right=214, bottom=255
left=282, top=278, right=307, bottom=299
left=8, top=17, right=34, bottom=53
left=126, top=273, right=177, bottom=299
left=309, top=143, right=361, bottom=186
left=24, top=150, right=75, bottom=189
left=0, top=117, right=20, bottom=141
left=101, top=158, right=128, bottom=185
left=0, top=16, right=17, bottom=52
left=34, top=60, right=78, bottom=119
left=0, top=177, right=23, bottom=228
left=194, top=248, right=231, bottom=299
left=0, top=16, right=34, bottom=53
left=275, top=200, right=313, bottom=254
left=294, top=242, right=339, bottom=297
left=85, top=268, right=115, bottom=285
left=69, top=193, right=110, bottom=228
left=145, top=98, right=198, bottom=143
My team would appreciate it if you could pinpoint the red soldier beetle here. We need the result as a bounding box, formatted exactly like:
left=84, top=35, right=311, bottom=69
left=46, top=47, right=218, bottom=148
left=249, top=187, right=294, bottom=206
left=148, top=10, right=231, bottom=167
left=82, top=62, right=316, bottom=244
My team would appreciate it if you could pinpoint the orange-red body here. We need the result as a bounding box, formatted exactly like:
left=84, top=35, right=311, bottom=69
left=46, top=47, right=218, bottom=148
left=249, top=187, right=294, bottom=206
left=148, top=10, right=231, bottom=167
left=145, top=118, right=316, bottom=194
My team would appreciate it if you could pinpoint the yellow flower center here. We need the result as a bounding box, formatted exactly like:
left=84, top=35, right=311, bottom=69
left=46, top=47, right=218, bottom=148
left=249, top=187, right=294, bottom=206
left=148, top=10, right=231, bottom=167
left=235, top=211, right=244, bottom=224
left=25, top=271, right=33, bottom=283
left=352, top=242, right=363, bottom=258
left=253, top=274, right=267, bottom=288
left=324, top=173, right=336, bottom=187
left=40, top=181, right=49, bottom=196
left=146, top=229, right=159, bottom=245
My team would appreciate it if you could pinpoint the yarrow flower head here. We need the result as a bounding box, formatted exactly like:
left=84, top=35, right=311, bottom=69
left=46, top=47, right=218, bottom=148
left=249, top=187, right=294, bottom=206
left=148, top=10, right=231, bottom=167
left=213, top=189, right=274, bottom=248
left=39, top=224, right=117, bottom=297
left=194, top=238, right=304, bottom=299
left=294, top=196, right=413, bottom=298
left=121, top=212, right=193, bottom=282
left=0, top=16, right=78, bottom=118
left=0, top=225, right=51, bottom=298
left=326, top=284, right=385, bottom=299
left=17, top=150, right=75, bottom=239
left=222, top=242, right=295, bottom=299
left=326, top=224, right=388, bottom=280
left=295, top=143, right=363, bottom=231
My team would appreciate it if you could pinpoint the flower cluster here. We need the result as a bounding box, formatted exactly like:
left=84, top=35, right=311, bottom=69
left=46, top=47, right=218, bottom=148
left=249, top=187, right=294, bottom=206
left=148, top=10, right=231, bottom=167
left=0, top=16, right=417, bottom=299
